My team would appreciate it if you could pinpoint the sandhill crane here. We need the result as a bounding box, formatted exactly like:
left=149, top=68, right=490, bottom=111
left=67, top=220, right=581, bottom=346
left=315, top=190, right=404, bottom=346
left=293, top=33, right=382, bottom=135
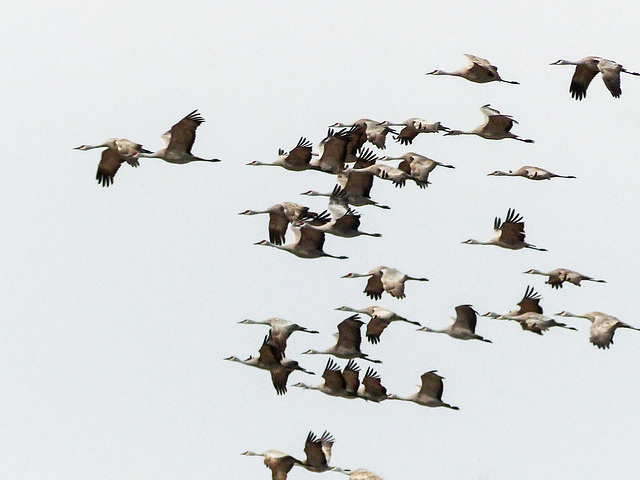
left=299, top=431, right=350, bottom=474
left=388, top=371, right=459, bottom=409
left=241, top=449, right=302, bottom=480
left=239, top=202, right=315, bottom=246
left=302, top=207, right=382, bottom=239
left=75, top=138, right=150, bottom=187
left=331, top=119, right=396, bottom=150
left=302, top=314, right=381, bottom=363
left=342, top=266, right=428, bottom=300
left=445, top=104, right=534, bottom=143
left=294, top=358, right=361, bottom=399
left=135, top=110, right=220, bottom=164
left=426, top=54, right=519, bottom=84
left=498, top=312, right=578, bottom=333
left=550, top=57, right=640, bottom=100
left=556, top=311, right=640, bottom=349
left=358, top=367, right=389, bottom=403
left=419, top=305, right=492, bottom=343
left=238, top=317, right=319, bottom=354
left=309, top=128, right=351, bottom=174
left=302, top=149, right=391, bottom=209
left=488, top=166, right=576, bottom=181
left=381, top=152, right=455, bottom=188
left=463, top=208, right=547, bottom=251
left=353, top=162, right=411, bottom=188
left=524, top=268, right=606, bottom=289
left=483, top=286, right=549, bottom=335
left=247, top=137, right=320, bottom=171
left=254, top=222, right=348, bottom=259
left=335, top=306, right=421, bottom=344
left=384, top=119, right=449, bottom=145
left=225, top=337, right=313, bottom=395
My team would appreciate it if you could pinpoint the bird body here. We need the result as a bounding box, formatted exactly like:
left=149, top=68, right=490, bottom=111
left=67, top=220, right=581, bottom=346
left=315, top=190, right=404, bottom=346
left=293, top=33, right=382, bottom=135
left=419, top=305, right=491, bottom=342
left=488, top=166, right=575, bottom=180
left=427, top=54, right=519, bottom=84
left=445, top=104, right=533, bottom=142
left=135, top=110, right=220, bottom=164
left=388, top=370, right=458, bottom=409
left=551, top=56, right=640, bottom=99
left=463, top=208, right=546, bottom=251
left=342, top=266, right=428, bottom=300
left=524, top=268, right=606, bottom=289
left=556, top=311, right=640, bottom=349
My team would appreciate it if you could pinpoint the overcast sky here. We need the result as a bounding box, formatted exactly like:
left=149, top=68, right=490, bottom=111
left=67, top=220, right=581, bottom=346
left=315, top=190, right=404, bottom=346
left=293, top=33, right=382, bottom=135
left=1, top=1, right=639, bottom=479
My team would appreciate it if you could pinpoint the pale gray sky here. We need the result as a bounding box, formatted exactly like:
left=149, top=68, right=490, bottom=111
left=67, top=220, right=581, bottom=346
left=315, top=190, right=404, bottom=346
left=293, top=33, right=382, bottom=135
left=1, top=1, right=639, bottom=479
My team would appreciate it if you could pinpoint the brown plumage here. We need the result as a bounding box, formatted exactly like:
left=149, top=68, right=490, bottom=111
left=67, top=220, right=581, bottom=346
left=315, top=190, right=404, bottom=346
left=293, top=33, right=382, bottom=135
left=463, top=208, right=546, bottom=251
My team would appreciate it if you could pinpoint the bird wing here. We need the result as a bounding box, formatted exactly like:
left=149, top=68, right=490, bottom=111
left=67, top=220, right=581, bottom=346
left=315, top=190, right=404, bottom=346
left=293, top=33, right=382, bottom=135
left=285, top=137, right=313, bottom=167
left=453, top=305, right=478, bottom=332
left=497, top=208, right=525, bottom=244
left=485, top=113, right=515, bottom=133
left=336, top=315, right=363, bottom=350
left=167, top=109, right=204, bottom=155
left=364, top=274, right=384, bottom=300
left=570, top=63, right=599, bottom=100
left=589, top=322, right=614, bottom=349
left=546, top=269, right=564, bottom=289
left=419, top=371, right=444, bottom=399
left=344, top=169, right=374, bottom=197
left=96, top=148, right=124, bottom=187
left=297, top=224, right=326, bottom=251
left=270, top=367, right=292, bottom=395
left=342, top=359, right=361, bottom=394
left=322, top=358, right=346, bottom=390
left=517, top=286, right=543, bottom=314
left=333, top=211, right=361, bottom=230
left=366, top=317, right=389, bottom=344
left=395, top=126, right=419, bottom=145
left=304, top=431, right=333, bottom=468
left=363, top=367, right=387, bottom=398
left=258, top=336, right=283, bottom=365
left=381, top=271, right=406, bottom=299
left=268, top=208, right=289, bottom=246
left=598, top=59, right=623, bottom=97
left=316, top=129, right=349, bottom=173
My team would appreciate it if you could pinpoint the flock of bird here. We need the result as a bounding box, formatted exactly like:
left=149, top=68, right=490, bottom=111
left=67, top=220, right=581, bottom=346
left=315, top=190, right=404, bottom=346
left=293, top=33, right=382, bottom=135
left=76, top=54, right=639, bottom=480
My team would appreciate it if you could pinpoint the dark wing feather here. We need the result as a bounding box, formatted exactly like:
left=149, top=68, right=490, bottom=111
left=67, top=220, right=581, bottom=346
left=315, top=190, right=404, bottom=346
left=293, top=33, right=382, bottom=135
left=364, top=275, right=384, bottom=300
left=336, top=315, right=364, bottom=350
left=168, top=109, right=204, bottom=154
left=453, top=305, right=477, bottom=332
left=96, top=148, right=125, bottom=187
left=517, top=286, right=543, bottom=314
left=570, top=64, right=599, bottom=100
left=342, top=359, right=361, bottom=394
left=395, top=126, right=419, bottom=145
left=284, top=137, right=313, bottom=167
left=366, top=317, right=389, bottom=344
left=419, top=371, right=444, bottom=399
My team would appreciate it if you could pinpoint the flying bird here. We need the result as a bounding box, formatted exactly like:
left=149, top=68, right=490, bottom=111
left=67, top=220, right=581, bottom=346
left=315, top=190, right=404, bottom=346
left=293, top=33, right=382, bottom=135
left=294, top=358, right=361, bottom=399
left=135, top=110, right=220, bottom=163
left=335, top=306, right=421, bottom=344
left=74, top=138, right=150, bottom=187
left=387, top=370, right=459, bottom=409
left=254, top=221, right=348, bottom=259
left=418, top=305, right=492, bottom=343
left=382, top=152, right=455, bottom=188
left=247, top=137, right=320, bottom=171
left=342, top=266, right=428, bottom=300
left=241, top=449, right=302, bottom=480
left=426, top=54, right=519, bottom=84
left=524, top=268, right=606, bottom=289
left=239, top=202, right=316, bottom=245
left=482, top=286, right=549, bottom=335
left=463, top=208, right=547, bottom=251
left=445, top=104, right=534, bottom=143
left=556, top=311, right=640, bottom=349
left=238, top=317, right=319, bottom=354
left=551, top=56, right=640, bottom=99
left=384, top=118, right=449, bottom=145
left=302, top=314, right=381, bottom=363
left=488, top=166, right=575, bottom=181
left=299, top=431, right=350, bottom=474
